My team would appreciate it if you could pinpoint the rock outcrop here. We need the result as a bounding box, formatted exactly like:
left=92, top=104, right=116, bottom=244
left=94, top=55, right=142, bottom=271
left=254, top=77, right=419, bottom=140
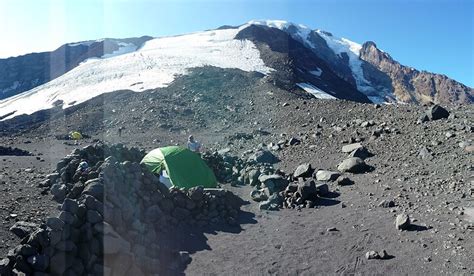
left=359, top=41, right=474, bottom=104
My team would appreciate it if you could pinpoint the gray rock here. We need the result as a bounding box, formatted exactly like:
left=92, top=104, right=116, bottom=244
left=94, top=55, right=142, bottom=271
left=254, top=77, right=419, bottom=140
left=417, top=114, right=429, bottom=124
left=59, top=211, right=76, bottom=225
left=61, top=198, right=79, bottom=213
left=315, top=170, right=340, bottom=182
left=248, top=150, right=279, bottom=164
left=46, top=173, right=60, bottom=183
left=16, top=244, right=37, bottom=257
left=288, top=137, right=300, bottom=146
left=337, top=157, right=368, bottom=173
left=293, top=163, right=312, bottom=178
left=86, top=210, right=103, bottom=224
left=378, top=200, right=395, bottom=208
left=250, top=189, right=268, bottom=202
left=365, top=251, right=381, bottom=260
left=50, top=183, right=67, bottom=200
left=247, top=169, right=261, bottom=186
left=342, top=143, right=362, bottom=153
left=0, top=258, right=11, bottom=274
left=259, top=194, right=283, bottom=210
left=296, top=179, right=317, bottom=200
left=418, top=147, right=433, bottom=160
left=82, top=179, right=104, bottom=200
left=426, top=105, right=449, bottom=120
left=335, top=176, right=353, bottom=186
left=188, top=186, right=204, bottom=202
left=316, top=183, right=329, bottom=197
left=258, top=174, right=288, bottom=194
left=348, top=147, right=370, bottom=159
left=13, top=255, right=33, bottom=274
left=9, top=221, right=38, bottom=239
left=395, top=213, right=411, bottom=230
left=46, top=217, right=64, bottom=231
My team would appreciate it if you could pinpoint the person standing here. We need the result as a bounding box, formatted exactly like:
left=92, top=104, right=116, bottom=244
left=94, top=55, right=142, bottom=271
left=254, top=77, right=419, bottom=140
left=187, top=135, right=202, bottom=153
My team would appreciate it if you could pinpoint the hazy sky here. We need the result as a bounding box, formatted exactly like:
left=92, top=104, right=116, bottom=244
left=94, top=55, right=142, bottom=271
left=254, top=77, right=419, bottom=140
left=1, top=0, right=472, bottom=86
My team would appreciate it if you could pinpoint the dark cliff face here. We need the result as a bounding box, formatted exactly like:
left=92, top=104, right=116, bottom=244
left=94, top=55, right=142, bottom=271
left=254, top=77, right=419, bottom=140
left=359, top=41, right=474, bottom=104
left=0, top=36, right=153, bottom=100
left=235, top=25, right=371, bottom=103
left=237, top=23, right=473, bottom=105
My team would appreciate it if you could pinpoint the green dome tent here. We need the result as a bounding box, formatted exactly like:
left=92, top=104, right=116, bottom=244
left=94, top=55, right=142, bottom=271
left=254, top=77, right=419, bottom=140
left=140, top=146, right=217, bottom=189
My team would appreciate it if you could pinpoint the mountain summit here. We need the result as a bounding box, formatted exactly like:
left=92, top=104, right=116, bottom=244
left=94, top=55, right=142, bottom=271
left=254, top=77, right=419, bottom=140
left=0, top=20, right=472, bottom=121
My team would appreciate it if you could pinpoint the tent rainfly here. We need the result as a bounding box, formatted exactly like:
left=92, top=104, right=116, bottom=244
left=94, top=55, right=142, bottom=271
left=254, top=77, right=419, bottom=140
left=140, top=146, right=217, bottom=189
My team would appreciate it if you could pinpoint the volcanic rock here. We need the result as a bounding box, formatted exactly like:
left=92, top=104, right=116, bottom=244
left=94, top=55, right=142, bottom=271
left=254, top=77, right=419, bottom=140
left=293, top=163, right=313, bottom=178
left=248, top=150, right=278, bottom=164
left=9, top=221, right=38, bottom=239
left=315, top=170, right=340, bottom=182
left=296, top=179, right=317, bottom=201
left=348, top=147, right=370, bottom=159
left=342, top=143, right=363, bottom=153
left=337, top=157, right=368, bottom=173
left=395, top=213, right=411, bottom=230
left=426, top=105, right=450, bottom=120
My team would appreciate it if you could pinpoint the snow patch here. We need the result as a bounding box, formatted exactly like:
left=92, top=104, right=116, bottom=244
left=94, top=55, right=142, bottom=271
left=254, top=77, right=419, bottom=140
left=0, top=27, right=272, bottom=120
left=297, top=83, right=336, bottom=100
left=315, top=30, right=373, bottom=93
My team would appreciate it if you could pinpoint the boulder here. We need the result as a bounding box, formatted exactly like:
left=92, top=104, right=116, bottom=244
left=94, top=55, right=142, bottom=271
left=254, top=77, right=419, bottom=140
left=296, top=179, right=317, bottom=201
left=9, top=221, right=38, bottom=239
left=259, top=194, right=283, bottom=210
left=335, top=176, right=353, bottom=186
left=250, top=189, right=268, bottom=202
left=258, top=174, right=288, bottom=194
left=46, top=218, right=64, bottom=231
left=82, top=179, right=104, bottom=200
left=395, top=213, right=411, bottom=230
left=417, top=114, right=429, bottom=124
left=247, top=169, right=261, bottom=186
left=342, top=143, right=363, bottom=153
left=365, top=251, right=380, bottom=260
left=315, top=170, right=340, bottom=182
left=0, top=258, right=11, bottom=275
left=426, top=105, right=449, bottom=120
left=337, top=157, right=368, bottom=173
left=348, top=147, right=370, bottom=159
left=61, top=198, right=79, bottom=213
left=293, top=163, right=313, bottom=178
left=315, top=183, right=329, bottom=197
left=248, top=150, right=278, bottom=164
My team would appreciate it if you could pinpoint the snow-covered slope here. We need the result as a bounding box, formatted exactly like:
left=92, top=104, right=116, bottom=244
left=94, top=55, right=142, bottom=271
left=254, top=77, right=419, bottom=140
left=2, top=19, right=469, bottom=121
left=248, top=20, right=394, bottom=103
left=0, top=26, right=272, bottom=120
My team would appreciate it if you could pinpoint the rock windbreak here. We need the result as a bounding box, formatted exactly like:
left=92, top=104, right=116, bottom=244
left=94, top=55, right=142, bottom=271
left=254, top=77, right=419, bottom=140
left=0, top=144, right=243, bottom=275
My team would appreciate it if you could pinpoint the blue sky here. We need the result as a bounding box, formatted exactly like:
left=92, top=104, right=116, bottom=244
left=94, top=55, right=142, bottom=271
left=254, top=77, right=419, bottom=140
left=1, top=0, right=473, bottom=86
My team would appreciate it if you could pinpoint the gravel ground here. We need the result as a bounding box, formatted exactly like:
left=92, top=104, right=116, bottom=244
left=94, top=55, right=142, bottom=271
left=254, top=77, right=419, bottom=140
left=0, top=67, right=472, bottom=275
